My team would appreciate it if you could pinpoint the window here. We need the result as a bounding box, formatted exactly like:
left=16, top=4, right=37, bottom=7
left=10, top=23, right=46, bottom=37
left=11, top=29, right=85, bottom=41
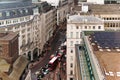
left=70, top=63, right=73, bottom=68
left=76, top=26, right=79, bottom=29
left=98, top=26, right=101, bottom=29
left=70, top=32, right=73, bottom=38
left=70, top=56, right=73, bottom=60
left=93, top=26, right=95, bottom=29
left=76, top=32, right=79, bottom=38
left=0, top=12, right=2, bottom=17
left=19, top=9, right=23, bottom=14
left=89, top=26, right=91, bottom=29
left=0, top=21, right=4, bottom=25
left=71, top=26, right=73, bottom=29
left=6, top=20, right=11, bottom=24
left=25, top=9, right=28, bottom=13
left=70, top=41, right=73, bottom=46
left=12, top=10, right=17, bottom=15
left=70, top=70, right=73, bottom=75
left=6, top=11, right=10, bottom=16
left=70, top=78, right=73, bottom=80
left=85, top=26, right=87, bottom=29
left=76, top=41, right=79, bottom=44
left=71, top=49, right=73, bottom=53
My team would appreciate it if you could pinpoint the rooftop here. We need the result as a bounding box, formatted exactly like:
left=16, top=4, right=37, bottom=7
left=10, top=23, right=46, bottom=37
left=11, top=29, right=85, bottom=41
left=86, top=31, right=120, bottom=80
left=0, top=32, right=18, bottom=41
left=0, top=58, right=10, bottom=72
left=68, top=15, right=103, bottom=23
left=9, top=56, right=29, bottom=80
left=88, top=4, right=120, bottom=14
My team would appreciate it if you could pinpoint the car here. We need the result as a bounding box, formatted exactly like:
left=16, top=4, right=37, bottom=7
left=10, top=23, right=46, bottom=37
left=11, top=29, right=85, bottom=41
left=37, top=73, right=44, bottom=80
left=43, top=69, right=49, bottom=75
left=35, top=71, right=40, bottom=75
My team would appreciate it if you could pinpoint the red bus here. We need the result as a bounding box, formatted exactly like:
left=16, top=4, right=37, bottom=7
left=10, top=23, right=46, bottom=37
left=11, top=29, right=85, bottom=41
left=48, top=56, right=58, bottom=71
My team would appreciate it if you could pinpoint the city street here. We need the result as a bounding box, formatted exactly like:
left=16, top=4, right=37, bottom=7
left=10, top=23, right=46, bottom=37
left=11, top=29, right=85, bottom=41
left=30, top=23, right=66, bottom=80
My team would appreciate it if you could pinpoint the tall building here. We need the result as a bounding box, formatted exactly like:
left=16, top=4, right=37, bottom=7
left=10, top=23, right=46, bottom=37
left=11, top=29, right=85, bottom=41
left=0, top=32, right=19, bottom=64
left=41, top=0, right=69, bottom=25
left=0, top=0, right=36, bottom=60
left=0, top=0, right=57, bottom=61
left=66, top=15, right=104, bottom=80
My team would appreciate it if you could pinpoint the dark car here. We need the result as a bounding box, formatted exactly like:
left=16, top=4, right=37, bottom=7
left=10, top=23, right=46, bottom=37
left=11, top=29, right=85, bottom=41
left=37, top=73, right=44, bottom=80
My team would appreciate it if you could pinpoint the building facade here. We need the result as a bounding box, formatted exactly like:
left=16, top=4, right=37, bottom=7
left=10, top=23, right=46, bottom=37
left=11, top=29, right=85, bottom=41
left=0, top=32, right=19, bottom=64
left=78, top=0, right=120, bottom=4
left=88, top=4, right=120, bottom=31
left=0, top=0, right=57, bottom=61
left=66, top=15, right=104, bottom=80
left=41, top=0, right=69, bottom=25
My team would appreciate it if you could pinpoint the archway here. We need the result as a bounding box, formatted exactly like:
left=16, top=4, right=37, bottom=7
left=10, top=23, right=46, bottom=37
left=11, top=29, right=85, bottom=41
left=33, top=48, right=38, bottom=60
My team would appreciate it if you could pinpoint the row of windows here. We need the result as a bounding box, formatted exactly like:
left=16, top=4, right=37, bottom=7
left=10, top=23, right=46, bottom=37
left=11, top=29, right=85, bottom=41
left=104, top=23, right=120, bottom=27
left=0, top=9, right=29, bottom=17
left=70, top=41, right=80, bottom=46
left=0, top=16, right=30, bottom=25
left=70, top=32, right=82, bottom=39
left=71, top=25, right=101, bottom=30
left=104, top=17, right=120, bottom=20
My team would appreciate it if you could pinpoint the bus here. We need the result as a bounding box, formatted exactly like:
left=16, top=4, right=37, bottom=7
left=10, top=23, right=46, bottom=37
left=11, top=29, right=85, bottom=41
left=48, top=56, right=58, bottom=71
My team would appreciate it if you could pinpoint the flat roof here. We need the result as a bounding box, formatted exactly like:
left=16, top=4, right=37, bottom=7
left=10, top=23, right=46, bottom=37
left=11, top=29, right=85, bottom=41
left=0, top=32, right=18, bottom=41
left=88, top=4, right=120, bottom=14
left=86, top=31, right=120, bottom=80
left=68, top=15, right=103, bottom=23
left=95, top=51, right=120, bottom=80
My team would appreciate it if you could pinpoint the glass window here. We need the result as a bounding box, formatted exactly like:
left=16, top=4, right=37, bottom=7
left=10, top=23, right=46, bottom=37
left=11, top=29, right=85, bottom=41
left=0, top=12, right=2, bottom=17
left=70, top=63, right=73, bottom=68
left=70, top=56, right=73, bottom=60
left=70, top=70, right=73, bottom=75
left=6, top=11, right=10, bottom=16
left=70, top=32, right=73, bottom=38
left=13, top=10, right=17, bottom=15
left=70, top=78, right=73, bottom=80
left=76, top=26, right=79, bottom=29
left=70, top=41, right=73, bottom=46
left=76, top=32, right=79, bottom=38
left=85, top=26, right=87, bottom=29
left=93, top=26, right=95, bottom=29
left=71, top=26, right=73, bottom=29
left=25, top=9, right=28, bottom=13
left=98, top=26, right=101, bottom=29
left=19, top=9, right=23, bottom=14
left=76, top=41, right=79, bottom=44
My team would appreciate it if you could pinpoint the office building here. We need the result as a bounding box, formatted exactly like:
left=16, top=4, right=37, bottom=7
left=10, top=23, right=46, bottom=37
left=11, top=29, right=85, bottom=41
left=66, top=15, right=104, bottom=80
left=75, top=31, right=120, bottom=80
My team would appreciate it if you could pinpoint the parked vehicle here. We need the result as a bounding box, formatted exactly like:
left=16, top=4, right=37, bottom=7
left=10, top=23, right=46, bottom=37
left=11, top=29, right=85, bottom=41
left=48, top=56, right=58, bottom=71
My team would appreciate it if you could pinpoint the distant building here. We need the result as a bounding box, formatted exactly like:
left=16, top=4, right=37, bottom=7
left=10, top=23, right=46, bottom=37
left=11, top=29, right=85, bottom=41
left=88, top=4, right=120, bottom=31
left=0, top=32, right=19, bottom=64
left=78, top=0, right=120, bottom=4
left=66, top=15, right=104, bottom=80
left=41, top=0, right=69, bottom=25
left=75, top=31, right=120, bottom=80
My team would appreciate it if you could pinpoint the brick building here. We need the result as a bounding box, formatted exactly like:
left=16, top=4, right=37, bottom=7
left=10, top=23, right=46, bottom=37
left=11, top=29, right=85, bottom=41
left=0, top=32, right=19, bottom=64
